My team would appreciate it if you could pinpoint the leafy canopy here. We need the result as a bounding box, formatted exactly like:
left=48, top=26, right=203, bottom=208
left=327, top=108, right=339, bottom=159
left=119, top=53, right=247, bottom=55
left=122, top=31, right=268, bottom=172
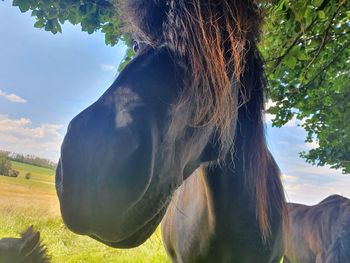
left=261, top=0, right=350, bottom=173
left=11, top=0, right=350, bottom=173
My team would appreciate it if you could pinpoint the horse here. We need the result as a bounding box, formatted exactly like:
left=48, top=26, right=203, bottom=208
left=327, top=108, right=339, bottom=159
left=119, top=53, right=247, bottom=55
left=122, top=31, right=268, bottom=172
left=55, top=1, right=286, bottom=262
left=284, top=195, right=350, bottom=263
left=0, top=226, right=49, bottom=263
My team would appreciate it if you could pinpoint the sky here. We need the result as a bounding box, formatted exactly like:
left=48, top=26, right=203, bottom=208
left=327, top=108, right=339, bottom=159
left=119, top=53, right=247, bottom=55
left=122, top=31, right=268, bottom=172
left=1, top=1, right=349, bottom=205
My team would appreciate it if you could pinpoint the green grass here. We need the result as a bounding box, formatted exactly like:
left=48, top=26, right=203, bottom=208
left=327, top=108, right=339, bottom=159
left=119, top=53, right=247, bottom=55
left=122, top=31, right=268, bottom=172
left=12, top=161, right=55, bottom=176
left=12, top=160, right=55, bottom=181
left=0, top=162, right=169, bottom=262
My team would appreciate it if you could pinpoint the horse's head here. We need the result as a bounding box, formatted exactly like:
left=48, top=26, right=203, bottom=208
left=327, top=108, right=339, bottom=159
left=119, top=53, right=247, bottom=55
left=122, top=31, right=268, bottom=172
left=56, top=47, right=218, bottom=248
left=56, top=0, right=276, bottom=249
left=0, top=227, right=48, bottom=263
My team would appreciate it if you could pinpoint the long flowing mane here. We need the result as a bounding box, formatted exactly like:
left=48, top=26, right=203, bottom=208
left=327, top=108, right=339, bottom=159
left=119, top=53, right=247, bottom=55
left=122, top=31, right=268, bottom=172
left=118, top=0, right=285, bottom=240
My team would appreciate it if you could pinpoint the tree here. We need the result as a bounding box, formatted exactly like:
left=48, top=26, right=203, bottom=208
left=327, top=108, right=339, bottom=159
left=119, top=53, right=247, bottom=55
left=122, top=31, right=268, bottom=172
left=11, top=0, right=127, bottom=45
left=11, top=0, right=350, bottom=173
left=261, top=0, right=350, bottom=173
left=0, top=154, right=12, bottom=176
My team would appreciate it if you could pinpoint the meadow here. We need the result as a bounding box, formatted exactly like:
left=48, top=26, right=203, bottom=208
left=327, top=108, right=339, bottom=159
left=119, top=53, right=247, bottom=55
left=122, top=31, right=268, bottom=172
left=0, top=161, right=170, bottom=262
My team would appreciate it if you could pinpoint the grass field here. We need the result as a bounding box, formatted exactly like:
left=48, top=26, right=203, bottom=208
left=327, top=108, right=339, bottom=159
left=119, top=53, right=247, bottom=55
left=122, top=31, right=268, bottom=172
left=0, top=161, right=170, bottom=262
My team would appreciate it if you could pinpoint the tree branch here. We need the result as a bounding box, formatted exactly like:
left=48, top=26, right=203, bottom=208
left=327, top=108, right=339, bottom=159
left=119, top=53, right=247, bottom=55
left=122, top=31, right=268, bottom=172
left=303, top=40, right=350, bottom=88
left=270, top=0, right=334, bottom=68
left=272, top=18, right=318, bottom=68
left=303, top=1, right=344, bottom=79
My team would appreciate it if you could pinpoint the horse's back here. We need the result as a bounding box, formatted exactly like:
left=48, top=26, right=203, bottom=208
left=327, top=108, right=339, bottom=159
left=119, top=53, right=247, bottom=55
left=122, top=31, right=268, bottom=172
left=318, top=194, right=348, bottom=205
left=285, top=195, right=350, bottom=263
left=288, top=195, right=350, bottom=226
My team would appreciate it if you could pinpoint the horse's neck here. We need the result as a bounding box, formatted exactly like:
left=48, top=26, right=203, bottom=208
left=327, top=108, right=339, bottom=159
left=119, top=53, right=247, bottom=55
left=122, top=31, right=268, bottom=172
left=205, top=134, right=251, bottom=221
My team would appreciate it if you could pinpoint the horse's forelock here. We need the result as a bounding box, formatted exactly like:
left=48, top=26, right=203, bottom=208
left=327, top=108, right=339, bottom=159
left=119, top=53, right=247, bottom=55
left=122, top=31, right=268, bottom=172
left=117, top=0, right=167, bottom=46
left=119, top=0, right=284, bottom=241
left=119, top=0, right=263, bottom=154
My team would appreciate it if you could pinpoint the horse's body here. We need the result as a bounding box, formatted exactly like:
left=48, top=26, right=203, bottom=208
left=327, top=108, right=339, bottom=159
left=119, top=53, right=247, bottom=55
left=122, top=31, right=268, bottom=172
left=162, top=160, right=283, bottom=263
left=284, top=195, right=350, bottom=263
left=56, top=1, right=286, bottom=262
left=0, top=227, right=49, bottom=263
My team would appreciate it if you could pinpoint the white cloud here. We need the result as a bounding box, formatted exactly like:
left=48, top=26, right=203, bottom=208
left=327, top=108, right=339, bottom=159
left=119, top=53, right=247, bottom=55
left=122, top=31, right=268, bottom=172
left=267, top=124, right=349, bottom=206
left=304, top=140, right=319, bottom=150
left=281, top=161, right=349, bottom=205
left=264, top=113, right=275, bottom=124
left=0, top=115, right=63, bottom=161
left=283, top=174, right=350, bottom=205
left=265, top=99, right=277, bottom=109
left=0, top=89, right=27, bottom=103
left=282, top=174, right=299, bottom=183
left=284, top=116, right=301, bottom=127
left=100, top=64, right=116, bottom=72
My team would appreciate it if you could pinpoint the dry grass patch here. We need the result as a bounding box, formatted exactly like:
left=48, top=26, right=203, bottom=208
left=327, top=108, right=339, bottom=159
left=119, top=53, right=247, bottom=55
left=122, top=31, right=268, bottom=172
left=0, top=162, right=169, bottom=262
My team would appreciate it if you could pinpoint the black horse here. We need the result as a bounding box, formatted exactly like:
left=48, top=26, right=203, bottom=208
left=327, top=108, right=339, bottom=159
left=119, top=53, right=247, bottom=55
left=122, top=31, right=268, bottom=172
left=0, top=226, right=49, bottom=263
left=284, top=195, right=350, bottom=263
left=56, top=1, right=286, bottom=262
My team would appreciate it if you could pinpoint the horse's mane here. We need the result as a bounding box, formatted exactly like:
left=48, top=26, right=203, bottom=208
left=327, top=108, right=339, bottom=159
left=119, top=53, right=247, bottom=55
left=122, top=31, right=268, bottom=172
left=120, top=0, right=262, bottom=154
left=0, top=226, right=49, bottom=263
left=118, top=0, right=285, bottom=240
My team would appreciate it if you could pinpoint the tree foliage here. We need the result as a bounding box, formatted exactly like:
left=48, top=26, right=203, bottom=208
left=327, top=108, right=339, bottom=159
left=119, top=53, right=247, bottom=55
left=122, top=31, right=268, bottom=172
left=11, top=0, right=126, bottom=45
left=11, top=0, right=350, bottom=173
left=261, top=0, right=350, bottom=173
left=0, top=153, right=12, bottom=176
left=0, top=150, right=57, bottom=169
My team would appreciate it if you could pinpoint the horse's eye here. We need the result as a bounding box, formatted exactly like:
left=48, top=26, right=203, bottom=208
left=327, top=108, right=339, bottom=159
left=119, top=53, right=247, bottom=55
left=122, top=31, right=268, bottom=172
left=132, top=40, right=139, bottom=53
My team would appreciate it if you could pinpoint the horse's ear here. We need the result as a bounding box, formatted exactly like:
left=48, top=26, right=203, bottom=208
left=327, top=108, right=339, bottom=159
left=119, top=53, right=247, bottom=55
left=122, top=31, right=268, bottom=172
left=19, top=227, right=40, bottom=257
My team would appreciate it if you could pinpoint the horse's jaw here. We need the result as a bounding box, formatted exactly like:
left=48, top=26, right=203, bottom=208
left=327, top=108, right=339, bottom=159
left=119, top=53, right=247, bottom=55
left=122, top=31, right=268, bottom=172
left=89, top=205, right=167, bottom=248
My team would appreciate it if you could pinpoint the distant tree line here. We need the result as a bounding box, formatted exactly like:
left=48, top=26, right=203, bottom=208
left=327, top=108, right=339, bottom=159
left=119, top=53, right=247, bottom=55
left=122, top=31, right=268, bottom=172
left=0, top=153, right=18, bottom=177
left=0, top=153, right=12, bottom=176
left=0, top=150, right=57, bottom=170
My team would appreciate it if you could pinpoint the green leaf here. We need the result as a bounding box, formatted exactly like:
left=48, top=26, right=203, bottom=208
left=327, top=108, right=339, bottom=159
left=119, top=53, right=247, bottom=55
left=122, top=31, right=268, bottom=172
left=68, top=10, right=80, bottom=25
left=34, top=20, right=44, bottom=28
left=58, top=15, right=66, bottom=24
left=284, top=55, right=297, bottom=69
left=53, top=19, right=62, bottom=33
left=36, top=10, right=44, bottom=19
left=17, top=0, right=30, bottom=12
left=318, top=11, right=326, bottom=19
left=47, top=7, right=58, bottom=19
left=44, top=19, right=53, bottom=32
left=312, top=0, right=324, bottom=8
left=297, top=52, right=308, bottom=61
left=79, top=4, right=87, bottom=15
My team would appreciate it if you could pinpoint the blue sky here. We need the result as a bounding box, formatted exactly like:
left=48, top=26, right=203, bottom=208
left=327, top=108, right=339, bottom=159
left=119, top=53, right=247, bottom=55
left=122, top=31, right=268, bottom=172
left=1, top=1, right=349, bottom=205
